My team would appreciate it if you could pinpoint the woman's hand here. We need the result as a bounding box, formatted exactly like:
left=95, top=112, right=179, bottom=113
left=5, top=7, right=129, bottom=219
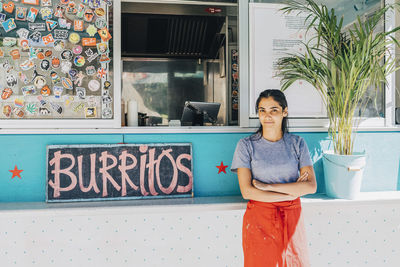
left=296, top=171, right=309, bottom=182
left=252, top=179, right=270, bottom=191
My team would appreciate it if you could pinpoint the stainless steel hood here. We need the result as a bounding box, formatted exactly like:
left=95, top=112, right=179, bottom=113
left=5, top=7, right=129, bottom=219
left=121, top=2, right=236, bottom=59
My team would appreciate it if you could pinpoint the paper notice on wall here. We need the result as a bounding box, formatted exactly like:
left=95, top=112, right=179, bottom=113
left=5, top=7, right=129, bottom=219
left=249, top=3, right=326, bottom=118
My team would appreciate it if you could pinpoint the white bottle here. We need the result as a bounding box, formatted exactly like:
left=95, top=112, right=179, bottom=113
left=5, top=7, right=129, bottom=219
left=127, top=99, right=138, bottom=127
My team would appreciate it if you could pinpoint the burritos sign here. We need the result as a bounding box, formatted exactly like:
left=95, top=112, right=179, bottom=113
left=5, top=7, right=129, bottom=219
left=46, top=143, right=193, bottom=202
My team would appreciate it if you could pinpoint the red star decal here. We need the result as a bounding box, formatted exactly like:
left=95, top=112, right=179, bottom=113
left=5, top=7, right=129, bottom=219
left=9, top=165, right=23, bottom=179
left=216, top=161, right=228, bottom=174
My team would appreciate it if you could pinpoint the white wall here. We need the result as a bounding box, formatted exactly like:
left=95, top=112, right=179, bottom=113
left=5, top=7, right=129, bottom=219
left=0, top=194, right=399, bottom=266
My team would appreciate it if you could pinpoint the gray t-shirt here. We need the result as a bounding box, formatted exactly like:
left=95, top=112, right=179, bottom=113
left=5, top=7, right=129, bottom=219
left=231, top=133, right=312, bottom=184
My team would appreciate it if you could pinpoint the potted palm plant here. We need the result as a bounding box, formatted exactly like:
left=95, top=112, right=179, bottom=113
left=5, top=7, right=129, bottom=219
left=276, top=0, right=400, bottom=199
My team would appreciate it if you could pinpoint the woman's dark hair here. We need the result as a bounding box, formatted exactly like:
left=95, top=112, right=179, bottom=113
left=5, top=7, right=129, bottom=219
left=255, top=89, right=289, bottom=136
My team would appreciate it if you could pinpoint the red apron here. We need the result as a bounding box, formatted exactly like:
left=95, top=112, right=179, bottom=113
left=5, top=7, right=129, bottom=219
left=242, top=198, right=310, bottom=267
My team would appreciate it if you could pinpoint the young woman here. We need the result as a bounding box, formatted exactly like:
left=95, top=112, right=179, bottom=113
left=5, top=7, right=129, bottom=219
left=231, top=89, right=317, bottom=267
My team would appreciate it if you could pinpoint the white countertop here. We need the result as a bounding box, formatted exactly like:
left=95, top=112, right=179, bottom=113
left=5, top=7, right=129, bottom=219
left=1, top=192, right=400, bottom=216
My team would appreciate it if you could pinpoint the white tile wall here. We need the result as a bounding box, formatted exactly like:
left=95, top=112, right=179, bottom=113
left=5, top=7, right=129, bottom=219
left=0, top=196, right=399, bottom=267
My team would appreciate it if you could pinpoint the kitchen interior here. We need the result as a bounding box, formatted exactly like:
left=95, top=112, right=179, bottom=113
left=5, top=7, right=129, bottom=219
left=120, top=0, right=238, bottom=127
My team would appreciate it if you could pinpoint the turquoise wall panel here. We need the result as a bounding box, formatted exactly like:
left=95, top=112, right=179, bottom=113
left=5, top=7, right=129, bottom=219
left=0, top=134, right=123, bottom=202
left=0, top=131, right=399, bottom=202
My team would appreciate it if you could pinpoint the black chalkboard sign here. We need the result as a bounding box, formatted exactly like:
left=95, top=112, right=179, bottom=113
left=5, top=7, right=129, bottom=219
left=46, top=143, right=193, bottom=202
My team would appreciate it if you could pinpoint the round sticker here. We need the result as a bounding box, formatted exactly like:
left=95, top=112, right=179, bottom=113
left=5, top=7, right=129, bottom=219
left=68, top=69, right=78, bottom=79
left=54, top=40, right=65, bottom=51
left=34, top=76, right=47, bottom=89
left=74, top=55, right=85, bottom=67
left=61, top=50, right=73, bottom=60
left=73, top=45, right=82, bottom=54
left=45, top=50, right=53, bottom=57
left=95, top=18, right=107, bottom=29
left=95, top=8, right=105, bottom=17
left=88, top=79, right=100, bottom=92
left=40, top=59, right=50, bottom=71
left=69, top=32, right=81, bottom=44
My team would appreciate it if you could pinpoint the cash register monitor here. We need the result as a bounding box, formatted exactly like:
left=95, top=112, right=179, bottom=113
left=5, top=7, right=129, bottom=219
left=181, top=101, right=221, bottom=126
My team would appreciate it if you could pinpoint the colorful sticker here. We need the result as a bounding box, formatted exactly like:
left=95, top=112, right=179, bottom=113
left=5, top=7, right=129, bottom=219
left=38, top=107, right=50, bottom=115
left=95, top=18, right=106, bottom=29
left=51, top=57, right=60, bottom=68
left=73, top=45, right=82, bottom=54
left=68, top=69, right=78, bottom=80
left=74, top=20, right=84, bottom=31
left=82, top=37, right=96, bottom=47
left=74, top=71, right=84, bottom=86
left=104, top=81, right=111, bottom=89
left=67, top=1, right=77, bottom=14
left=99, top=54, right=111, bottom=64
left=25, top=103, right=38, bottom=115
left=58, top=18, right=71, bottom=29
left=102, top=108, right=112, bottom=119
left=18, top=72, right=29, bottom=84
left=0, top=48, right=4, bottom=58
left=54, top=29, right=68, bottom=39
left=40, top=85, right=51, bottom=96
left=0, top=13, right=6, bottom=22
left=61, top=49, right=73, bottom=60
left=54, top=5, right=65, bottom=18
left=54, top=40, right=65, bottom=51
left=86, top=65, right=95, bottom=75
left=40, top=7, right=53, bottom=20
left=50, top=71, right=60, bottom=83
left=88, top=79, right=100, bottom=91
left=97, top=67, right=107, bottom=79
left=97, top=42, right=109, bottom=54
left=95, top=8, right=105, bottom=17
left=34, top=75, right=46, bottom=89
left=85, top=107, right=96, bottom=118
left=84, top=8, right=94, bottom=22
left=27, top=7, right=39, bottom=22
left=3, top=37, right=16, bottom=47
left=76, top=87, right=86, bottom=99
left=3, top=105, right=12, bottom=117
left=46, top=19, right=57, bottom=31
left=86, top=24, right=97, bottom=37
left=68, top=32, right=80, bottom=44
left=76, top=3, right=85, bottom=18
left=42, top=33, right=55, bottom=45
left=14, top=107, right=25, bottom=118
left=60, top=0, right=70, bottom=5
left=29, top=31, right=42, bottom=43
left=3, top=2, right=15, bottom=14
left=6, top=74, right=17, bottom=87
left=40, top=59, right=50, bottom=71
left=20, top=60, right=35, bottom=70
left=15, top=7, right=27, bottom=21
left=50, top=102, right=63, bottom=114
left=2, top=18, right=17, bottom=32
left=10, top=49, right=20, bottom=60
left=41, top=0, right=52, bottom=6
left=61, top=77, right=73, bottom=89
left=37, top=95, right=47, bottom=106
left=45, top=49, right=52, bottom=57
left=14, top=98, right=24, bottom=108
left=73, top=55, right=85, bottom=67
left=53, top=86, right=63, bottom=98
left=29, top=23, right=46, bottom=31
left=1, top=88, right=13, bottom=100
left=22, top=0, right=39, bottom=5
left=61, top=61, right=72, bottom=73
left=21, top=85, right=36, bottom=96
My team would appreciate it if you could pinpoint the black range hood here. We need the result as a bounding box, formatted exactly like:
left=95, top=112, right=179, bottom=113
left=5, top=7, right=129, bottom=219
left=122, top=13, right=226, bottom=59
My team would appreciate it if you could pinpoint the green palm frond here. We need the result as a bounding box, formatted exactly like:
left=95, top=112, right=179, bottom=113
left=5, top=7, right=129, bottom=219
left=276, top=0, right=400, bottom=155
